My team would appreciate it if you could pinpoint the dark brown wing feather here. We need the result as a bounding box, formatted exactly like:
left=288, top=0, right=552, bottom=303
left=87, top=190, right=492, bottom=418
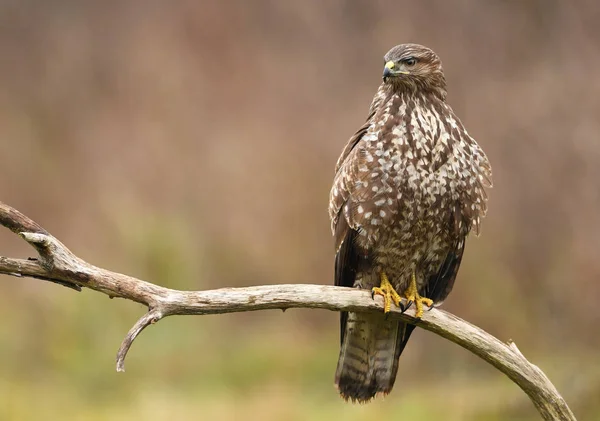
left=424, top=206, right=468, bottom=304
left=334, top=221, right=360, bottom=344
left=329, top=87, right=388, bottom=242
left=333, top=100, right=379, bottom=345
left=424, top=237, right=465, bottom=304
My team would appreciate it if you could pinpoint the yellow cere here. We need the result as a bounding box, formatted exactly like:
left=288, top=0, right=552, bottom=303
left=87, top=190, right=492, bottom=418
left=385, top=61, right=396, bottom=70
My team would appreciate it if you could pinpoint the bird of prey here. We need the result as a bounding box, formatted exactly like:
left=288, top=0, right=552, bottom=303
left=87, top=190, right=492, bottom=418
left=329, top=43, right=492, bottom=403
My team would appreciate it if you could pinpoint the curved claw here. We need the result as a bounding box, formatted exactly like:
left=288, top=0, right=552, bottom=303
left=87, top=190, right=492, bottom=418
left=372, top=272, right=402, bottom=313
left=410, top=296, right=433, bottom=318
left=403, top=271, right=434, bottom=318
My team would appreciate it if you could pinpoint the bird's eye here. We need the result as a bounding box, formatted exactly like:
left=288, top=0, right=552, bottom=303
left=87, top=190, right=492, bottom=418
left=403, top=57, right=417, bottom=66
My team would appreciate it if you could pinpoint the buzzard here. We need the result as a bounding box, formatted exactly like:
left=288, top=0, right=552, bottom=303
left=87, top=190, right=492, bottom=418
left=329, top=44, right=492, bottom=402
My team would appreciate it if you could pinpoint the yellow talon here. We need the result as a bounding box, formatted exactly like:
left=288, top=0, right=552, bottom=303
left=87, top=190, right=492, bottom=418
left=371, top=272, right=402, bottom=313
left=404, top=271, right=433, bottom=318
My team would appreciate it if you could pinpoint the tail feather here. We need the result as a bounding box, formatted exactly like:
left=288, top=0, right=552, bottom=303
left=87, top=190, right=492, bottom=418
left=335, top=312, right=414, bottom=402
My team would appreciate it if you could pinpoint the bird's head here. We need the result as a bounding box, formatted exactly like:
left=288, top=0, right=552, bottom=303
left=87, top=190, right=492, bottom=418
left=382, top=44, right=447, bottom=100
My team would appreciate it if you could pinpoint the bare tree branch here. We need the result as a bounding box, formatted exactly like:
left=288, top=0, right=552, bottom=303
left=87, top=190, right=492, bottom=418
left=0, top=201, right=576, bottom=421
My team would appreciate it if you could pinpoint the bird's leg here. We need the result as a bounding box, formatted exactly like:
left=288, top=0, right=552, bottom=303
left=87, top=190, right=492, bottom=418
left=403, top=270, right=433, bottom=318
left=371, top=272, right=402, bottom=313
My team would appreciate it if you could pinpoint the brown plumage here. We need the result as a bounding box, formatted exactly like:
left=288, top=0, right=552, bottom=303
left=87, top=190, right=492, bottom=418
left=329, top=44, right=492, bottom=403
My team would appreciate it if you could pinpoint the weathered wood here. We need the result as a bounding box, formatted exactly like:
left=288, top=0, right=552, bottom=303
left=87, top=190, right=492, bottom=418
left=0, top=201, right=576, bottom=421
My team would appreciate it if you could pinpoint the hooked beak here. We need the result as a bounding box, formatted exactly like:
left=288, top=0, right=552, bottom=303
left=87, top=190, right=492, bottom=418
left=382, top=61, right=409, bottom=80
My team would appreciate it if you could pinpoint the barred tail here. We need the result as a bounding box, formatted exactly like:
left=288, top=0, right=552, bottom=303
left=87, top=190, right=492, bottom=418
left=334, top=312, right=414, bottom=403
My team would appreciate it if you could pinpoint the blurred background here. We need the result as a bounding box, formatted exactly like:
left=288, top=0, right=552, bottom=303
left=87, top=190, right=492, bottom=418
left=1, top=1, right=599, bottom=420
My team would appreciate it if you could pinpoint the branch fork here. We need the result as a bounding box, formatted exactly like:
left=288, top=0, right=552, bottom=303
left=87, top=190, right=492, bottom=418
left=0, top=201, right=576, bottom=421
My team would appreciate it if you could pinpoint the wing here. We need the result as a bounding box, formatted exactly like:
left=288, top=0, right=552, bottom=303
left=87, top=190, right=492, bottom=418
left=424, top=204, right=468, bottom=304
left=329, top=86, right=396, bottom=252
left=332, top=122, right=373, bottom=344
left=438, top=102, right=493, bottom=235
left=424, top=236, right=465, bottom=304
left=334, top=85, right=388, bottom=175
left=334, top=224, right=359, bottom=344
left=331, top=86, right=388, bottom=343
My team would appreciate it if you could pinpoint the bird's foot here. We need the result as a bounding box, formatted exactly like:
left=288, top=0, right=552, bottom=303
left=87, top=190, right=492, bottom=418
left=371, top=272, right=402, bottom=313
left=403, top=271, right=433, bottom=318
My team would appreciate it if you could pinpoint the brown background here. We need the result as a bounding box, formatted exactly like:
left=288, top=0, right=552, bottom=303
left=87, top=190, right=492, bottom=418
left=1, top=1, right=599, bottom=420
